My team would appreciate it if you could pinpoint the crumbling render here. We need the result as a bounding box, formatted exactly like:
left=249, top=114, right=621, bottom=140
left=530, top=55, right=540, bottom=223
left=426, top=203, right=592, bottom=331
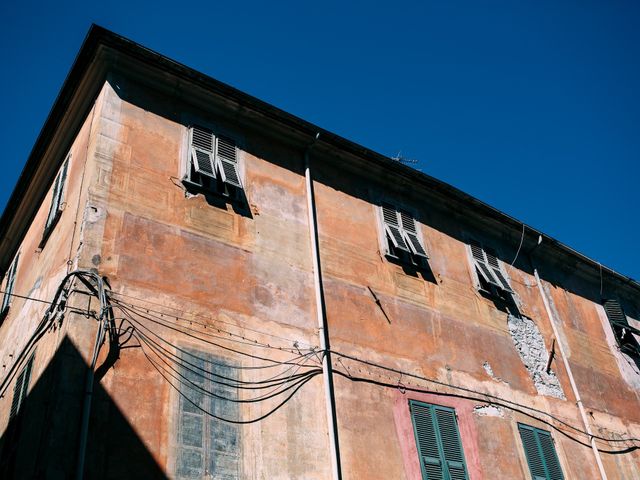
left=508, top=314, right=565, bottom=399
left=473, top=404, right=504, bottom=417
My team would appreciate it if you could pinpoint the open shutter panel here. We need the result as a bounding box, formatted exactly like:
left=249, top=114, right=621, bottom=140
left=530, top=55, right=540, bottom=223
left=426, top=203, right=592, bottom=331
left=603, top=299, right=629, bottom=329
left=2, top=255, right=18, bottom=312
left=410, top=401, right=444, bottom=480
left=58, top=158, right=69, bottom=208
left=469, top=242, right=500, bottom=287
left=434, top=408, right=469, bottom=480
left=216, top=137, right=242, bottom=188
left=485, top=248, right=513, bottom=293
left=45, top=170, right=63, bottom=230
left=519, top=424, right=549, bottom=480
left=400, top=211, right=428, bottom=258
left=10, top=355, right=33, bottom=420
left=190, top=126, right=217, bottom=179
left=537, top=430, right=564, bottom=480
left=382, top=206, right=410, bottom=252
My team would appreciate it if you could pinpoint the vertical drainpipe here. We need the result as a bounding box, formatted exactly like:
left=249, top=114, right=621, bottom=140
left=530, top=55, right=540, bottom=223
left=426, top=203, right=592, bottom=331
left=304, top=133, right=343, bottom=480
left=532, top=267, right=608, bottom=480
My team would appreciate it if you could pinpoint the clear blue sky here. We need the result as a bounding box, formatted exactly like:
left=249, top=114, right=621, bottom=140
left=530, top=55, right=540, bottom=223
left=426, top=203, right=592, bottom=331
left=1, top=1, right=638, bottom=280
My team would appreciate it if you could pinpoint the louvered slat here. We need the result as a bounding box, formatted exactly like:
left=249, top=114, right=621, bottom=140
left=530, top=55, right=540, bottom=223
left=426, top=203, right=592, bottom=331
left=216, top=137, right=242, bottom=188
left=435, top=408, right=469, bottom=480
left=519, top=424, right=553, bottom=480
left=538, top=431, right=564, bottom=480
left=190, top=126, right=216, bottom=179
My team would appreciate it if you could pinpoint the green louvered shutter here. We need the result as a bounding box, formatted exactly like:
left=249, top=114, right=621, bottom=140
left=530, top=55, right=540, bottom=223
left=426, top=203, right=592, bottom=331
left=518, top=424, right=564, bottom=480
left=537, top=430, right=564, bottom=480
left=411, top=401, right=444, bottom=479
left=434, top=407, right=469, bottom=480
left=410, top=401, right=469, bottom=480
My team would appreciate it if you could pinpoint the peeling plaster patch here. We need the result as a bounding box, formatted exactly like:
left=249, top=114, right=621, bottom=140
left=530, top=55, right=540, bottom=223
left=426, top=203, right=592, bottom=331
left=26, top=276, right=43, bottom=298
left=474, top=404, right=504, bottom=417
left=482, top=361, right=508, bottom=384
left=508, top=314, right=565, bottom=399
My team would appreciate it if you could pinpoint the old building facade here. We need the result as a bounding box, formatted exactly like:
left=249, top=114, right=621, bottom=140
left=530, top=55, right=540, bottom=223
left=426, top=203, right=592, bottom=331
left=0, top=26, right=638, bottom=479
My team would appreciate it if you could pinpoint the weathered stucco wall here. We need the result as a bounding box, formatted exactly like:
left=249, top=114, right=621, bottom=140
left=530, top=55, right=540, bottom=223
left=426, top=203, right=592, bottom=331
left=1, top=68, right=640, bottom=480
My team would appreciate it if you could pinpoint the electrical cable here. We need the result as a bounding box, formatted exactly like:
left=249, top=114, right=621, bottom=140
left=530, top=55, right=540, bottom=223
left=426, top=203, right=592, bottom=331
left=135, top=328, right=321, bottom=404
left=110, top=290, right=317, bottom=349
left=330, top=350, right=640, bottom=446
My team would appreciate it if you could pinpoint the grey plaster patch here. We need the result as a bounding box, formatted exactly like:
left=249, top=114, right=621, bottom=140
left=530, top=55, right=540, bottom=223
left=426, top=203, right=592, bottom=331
left=508, top=314, right=565, bottom=399
left=474, top=404, right=504, bottom=417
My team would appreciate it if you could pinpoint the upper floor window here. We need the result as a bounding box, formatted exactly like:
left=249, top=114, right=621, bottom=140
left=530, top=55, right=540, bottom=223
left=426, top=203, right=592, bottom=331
left=409, top=400, right=469, bottom=480
left=468, top=239, right=513, bottom=294
left=184, top=125, right=243, bottom=198
left=1, top=253, right=19, bottom=320
left=380, top=204, right=428, bottom=265
left=518, top=423, right=564, bottom=480
left=10, top=353, right=34, bottom=420
left=41, top=155, right=70, bottom=246
left=603, top=299, right=639, bottom=357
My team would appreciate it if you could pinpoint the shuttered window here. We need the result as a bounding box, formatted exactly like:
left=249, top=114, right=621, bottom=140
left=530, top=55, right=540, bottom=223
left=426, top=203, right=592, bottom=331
left=188, top=126, right=242, bottom=190
left=409, top=400, right=469, bottom=480
left=518, top=424, right=564, bottom=480
left=381, top=205, right=428, bottom=260
left=469, top=240, right=513, bottom=293
left=10, top=354, right=34, bottom=420
left=1, top=254, right=19, bottom=316
left=176, top=349, right=240, bottom=480
left=44, top=156, right=70, bottom=234
left=603, top=299, right=639, bottom=356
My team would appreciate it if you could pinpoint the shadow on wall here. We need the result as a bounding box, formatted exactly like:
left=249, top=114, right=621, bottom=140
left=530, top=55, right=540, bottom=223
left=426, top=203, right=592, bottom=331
left=0, top=336, right=167, bottom=479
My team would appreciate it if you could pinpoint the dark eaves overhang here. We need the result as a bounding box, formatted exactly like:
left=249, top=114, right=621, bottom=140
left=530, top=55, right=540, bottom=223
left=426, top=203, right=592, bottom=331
left=0, top=24, right=638, bottom=297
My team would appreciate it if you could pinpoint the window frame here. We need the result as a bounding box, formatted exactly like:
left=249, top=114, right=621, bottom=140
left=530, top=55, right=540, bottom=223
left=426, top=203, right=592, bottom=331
left=378, top=203, right=429, bottom=267
left=40, top=154, right=71, bottom=248
left=602, top=298, right=639, bottom=358
left=409, top=399, right=470, bottom=480
left=465, top=238, right=514, bottom=296
left=517, top=423, right=565, bottom=480
left=182, top=124, right=244, bottom=201
left=0, top=253, right=20, bottom=322
left=173, top=347, right=241, bottom=480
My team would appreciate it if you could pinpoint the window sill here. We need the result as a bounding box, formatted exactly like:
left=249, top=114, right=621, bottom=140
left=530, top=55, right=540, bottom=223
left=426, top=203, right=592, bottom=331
left=182, top=178, right=240, bottom=202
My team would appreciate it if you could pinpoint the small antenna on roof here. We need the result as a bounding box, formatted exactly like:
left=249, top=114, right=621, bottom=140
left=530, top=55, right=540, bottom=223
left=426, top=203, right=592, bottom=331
left=391, top=151, right=418, bottom=165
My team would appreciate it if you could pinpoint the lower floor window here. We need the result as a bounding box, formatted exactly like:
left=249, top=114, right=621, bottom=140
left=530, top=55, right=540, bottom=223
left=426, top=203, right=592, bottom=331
left=176, top=349, right=240, bottom=479
left=409, top=400, right=469, bottom=480
left=518, top=423, right=564, bottom=480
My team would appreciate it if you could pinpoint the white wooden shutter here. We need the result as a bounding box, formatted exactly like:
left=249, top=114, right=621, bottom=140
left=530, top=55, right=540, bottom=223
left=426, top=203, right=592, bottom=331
left=45, top=165, right=64, bottom=230
left=470, top=241, right=501, bottom=288
left=399, top=210, right=428, bottom=258
left=484, top=248, right=513, bottom=293
left=381, top=205, right=409, bottom=252
left=215, top=136, right=242, bottom=188
left=1, top=254, right=19, bottom=313
left=190, top=126, right=217, bottom=179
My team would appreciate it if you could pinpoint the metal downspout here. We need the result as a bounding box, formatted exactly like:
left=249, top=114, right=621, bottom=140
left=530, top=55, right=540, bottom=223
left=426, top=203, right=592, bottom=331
left=304, top=133, right=343, bottom=480
left=533, top=268, right=608, bottom=480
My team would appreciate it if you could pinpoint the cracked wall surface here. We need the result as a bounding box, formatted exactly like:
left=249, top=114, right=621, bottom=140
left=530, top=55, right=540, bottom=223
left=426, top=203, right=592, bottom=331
left=508, top=314, right=565, bottom=399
